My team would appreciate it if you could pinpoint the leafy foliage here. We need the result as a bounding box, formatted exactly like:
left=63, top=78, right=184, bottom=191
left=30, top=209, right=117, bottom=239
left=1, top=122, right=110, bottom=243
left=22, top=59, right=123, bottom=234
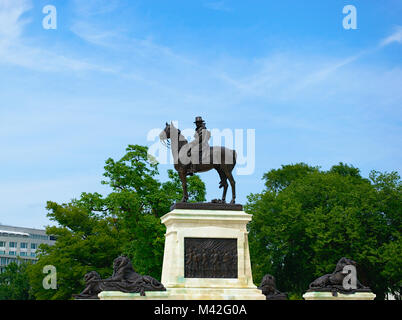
left=247, top=163, right=401, bottom=300
left=0, top=261, right=32, bottom=300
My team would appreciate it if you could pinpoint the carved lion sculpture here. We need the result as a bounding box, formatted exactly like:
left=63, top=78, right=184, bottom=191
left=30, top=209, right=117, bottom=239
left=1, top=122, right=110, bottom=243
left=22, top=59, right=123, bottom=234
left=74, top=256, right=166, bottom=299
left=105, top=256, right=141, bottom=282
left=73, top=271, right=103, bottom=300
left=308, top=257, right=369, bottom=294
left=101, top=256, right=166, bottom=296
left=258, top=274, right=287, bottom=300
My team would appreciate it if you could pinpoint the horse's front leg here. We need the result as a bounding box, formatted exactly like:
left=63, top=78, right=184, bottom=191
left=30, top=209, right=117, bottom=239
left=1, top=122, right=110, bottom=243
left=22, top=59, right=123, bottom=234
left=179, top=171, right=189, bottom=202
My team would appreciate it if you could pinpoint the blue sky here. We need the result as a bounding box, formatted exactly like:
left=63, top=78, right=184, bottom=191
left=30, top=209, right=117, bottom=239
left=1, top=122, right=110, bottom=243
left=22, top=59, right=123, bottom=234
left=0, top=0, right=401, bottom=229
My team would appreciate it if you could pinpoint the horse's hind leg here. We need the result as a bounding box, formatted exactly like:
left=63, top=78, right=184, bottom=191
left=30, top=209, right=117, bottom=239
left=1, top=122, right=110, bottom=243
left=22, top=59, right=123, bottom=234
left=216, top=168, right=228, bottom=203
left=222, top=165, right=236, bottom=204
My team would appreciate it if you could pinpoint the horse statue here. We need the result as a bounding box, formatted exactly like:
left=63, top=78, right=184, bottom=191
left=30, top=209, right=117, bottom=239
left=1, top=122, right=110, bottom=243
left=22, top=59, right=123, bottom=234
left=159, top=122, right=237, bottom=204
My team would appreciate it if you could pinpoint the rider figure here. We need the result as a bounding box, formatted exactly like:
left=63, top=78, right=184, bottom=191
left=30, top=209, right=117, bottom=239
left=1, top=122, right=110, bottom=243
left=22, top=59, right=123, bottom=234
left=187, top=116, right=211, bottom=174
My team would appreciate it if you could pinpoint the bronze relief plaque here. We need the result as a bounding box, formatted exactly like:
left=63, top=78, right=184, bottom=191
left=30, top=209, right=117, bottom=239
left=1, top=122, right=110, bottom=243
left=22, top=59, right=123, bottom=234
left=184, top=238, right=238, bottom=279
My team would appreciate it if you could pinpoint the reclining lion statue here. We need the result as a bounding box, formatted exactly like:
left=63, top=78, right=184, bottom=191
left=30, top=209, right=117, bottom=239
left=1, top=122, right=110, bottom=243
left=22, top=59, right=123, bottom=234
left=308, top=257, right=371, bottom=294
left=258, top=274, right=287, bottom=300
left=72, top=271, right=103, bottom=300
left=74, top=256, right=166, bottom=299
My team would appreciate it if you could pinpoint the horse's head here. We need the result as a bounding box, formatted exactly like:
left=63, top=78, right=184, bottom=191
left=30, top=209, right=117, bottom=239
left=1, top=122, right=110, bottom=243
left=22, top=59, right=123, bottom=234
left=159, top=122, right=171, bottom=148
left=160, top=122, right=183, bottom=148
left=160, top=122, right=170, bottom=140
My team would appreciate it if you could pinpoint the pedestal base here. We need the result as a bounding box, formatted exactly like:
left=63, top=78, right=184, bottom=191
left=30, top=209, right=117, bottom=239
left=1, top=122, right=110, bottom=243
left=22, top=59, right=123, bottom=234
left=164, top=288, right=265, bottom=300
left=159, top=208, right=265, bottom=300
left=99, top=291, right=169, bottom=300
left=99, top=288, right=265, bottom=300
left=303, top=291, right=376, bottom=300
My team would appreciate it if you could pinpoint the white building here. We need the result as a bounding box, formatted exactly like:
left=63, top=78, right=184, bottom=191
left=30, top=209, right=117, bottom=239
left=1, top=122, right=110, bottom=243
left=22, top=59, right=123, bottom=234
left=0, top=224, right=56, bottom=272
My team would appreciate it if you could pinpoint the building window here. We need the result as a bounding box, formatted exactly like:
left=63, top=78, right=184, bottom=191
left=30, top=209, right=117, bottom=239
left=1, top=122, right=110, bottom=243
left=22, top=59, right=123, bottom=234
left=9, top=242, right=17, bottom=248
left=0, top=250, right=5, bottom=255
left=31, top=243, right=38, bottom=250
left=20, top=252, right=27, bottom=257
left=0, top=241, right=5, bottom=247
left=30, top=252, right=36, bottom=258
left=30, top=234, right=49, bottom=240
left=9, top=251, right=17, bottom=256
left=20, top=242, right=28, bottom=249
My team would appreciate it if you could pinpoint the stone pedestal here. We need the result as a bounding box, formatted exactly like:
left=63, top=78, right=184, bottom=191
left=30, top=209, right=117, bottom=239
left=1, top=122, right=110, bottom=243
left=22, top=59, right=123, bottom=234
left=303, top=291, right=376, bottom=300
left=159, top=208, right=265, bottom=300
left=98, top=206, right=265, bottom=300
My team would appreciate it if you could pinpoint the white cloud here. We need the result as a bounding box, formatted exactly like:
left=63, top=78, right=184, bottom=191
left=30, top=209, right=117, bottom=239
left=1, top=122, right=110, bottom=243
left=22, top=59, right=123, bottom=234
left=380, top=26, right=402, bottom=46
left=71, top=21, right=119, bottom=47
left=72, top=0, right=120, bottom=17
left=0, top=0, right=31, bottom=40
left=0, top=0, right=115, bottom=73
left=204, top=1, right=232, bottom=12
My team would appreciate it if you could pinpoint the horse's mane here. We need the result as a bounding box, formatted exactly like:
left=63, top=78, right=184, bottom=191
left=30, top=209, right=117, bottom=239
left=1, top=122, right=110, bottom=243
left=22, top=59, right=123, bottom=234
left=169, top=123, right=188, bottom=144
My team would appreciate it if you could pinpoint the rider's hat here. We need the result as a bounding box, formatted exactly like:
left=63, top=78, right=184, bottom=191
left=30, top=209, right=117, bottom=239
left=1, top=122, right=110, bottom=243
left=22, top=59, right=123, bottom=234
left=194, top=116, right=205, bottom=124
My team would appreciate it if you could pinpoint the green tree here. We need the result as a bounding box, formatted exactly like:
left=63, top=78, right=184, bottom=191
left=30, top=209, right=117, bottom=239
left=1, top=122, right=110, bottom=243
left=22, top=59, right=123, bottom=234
left=0, top=261, right=32, bottom=300
left=28, top=145, right=205, bottom=300
left=247, top=163, right=401, bottom=299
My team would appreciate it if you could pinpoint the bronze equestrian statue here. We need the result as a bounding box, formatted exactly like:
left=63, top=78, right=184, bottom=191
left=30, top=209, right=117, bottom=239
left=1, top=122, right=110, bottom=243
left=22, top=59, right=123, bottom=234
left=159, top=117, right=237, bottom=204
